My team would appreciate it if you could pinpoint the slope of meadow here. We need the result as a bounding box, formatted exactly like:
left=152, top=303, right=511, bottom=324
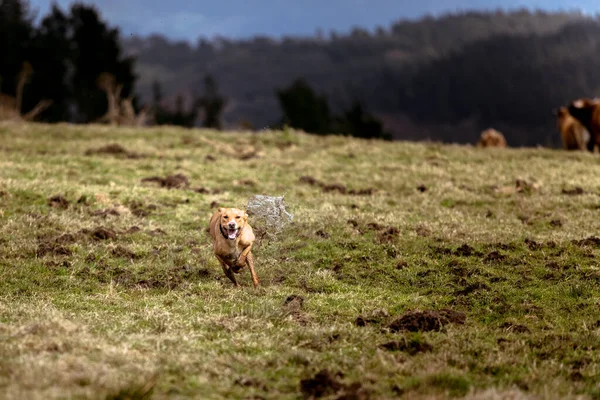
left=2, top=122, right=600, bottom=399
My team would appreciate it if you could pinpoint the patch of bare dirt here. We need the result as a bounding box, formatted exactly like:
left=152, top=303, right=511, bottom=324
left=300, top=370, right=368, bottom=400
left=141, top=173, right=190, bottom=189
left=453, top=244, right=482, bottom=257
left=47, top=195, right=69, bottom=209
left=416, top=184, right=428, bottom=193
left=388, top=309, right=466, bottom=333
left=84, top=143, right=143, bottom=159
left=299, top=175, right=377, bottom=196
left=347, top=220, right=400, bottom=242
left=379, top=339, right=433, bottom=355
left=91, top=208, right=121, bottom=218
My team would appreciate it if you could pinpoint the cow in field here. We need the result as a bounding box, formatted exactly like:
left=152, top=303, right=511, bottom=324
left=553, top=107, right=590, bottom=151
left=567, top=98, right=600, bottom=153
left=476, top=128, right=507, bottom=148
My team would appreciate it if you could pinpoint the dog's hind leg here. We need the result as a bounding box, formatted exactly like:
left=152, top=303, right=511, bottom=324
left=246, top=252, right=259, bottom=288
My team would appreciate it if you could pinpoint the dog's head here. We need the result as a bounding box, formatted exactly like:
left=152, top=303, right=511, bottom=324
left=218, top=207, right=248, bottom=240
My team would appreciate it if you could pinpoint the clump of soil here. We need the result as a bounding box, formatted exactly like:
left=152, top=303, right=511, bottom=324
left=283, top=295, right=310, bottom=325
left=91, top=208, right=121, bottom=218
left=110, top=245, right=139, bottom=260
left=562, top=187, right=585, bottom=196
left=572, top=236, right=600, bottom=248
left=141, top=173, right=190, bottom=189
left=300, top=370, right=367, bottom=400
left=355, top=309, right=389, bottom=327
left=87, top=227, right=117, bottom=240
left=379, top=339, right=433, bottom=355
left=315, top=230, right=330, bottom=239
left=484, top=251, right=506, bottom=262
left=84, top=143, right=143, bottom=159
left=36, top=233, right=77, bottom=257
left=299, top=175, right=377, bottom=196
left=417, top=184, right=428, bottom=192
left=127, top=201, right=157, bottom=218
left=453, top=244, right=481, bottom=257
left=388, top=309, right=466, bottom=333
left=500, top=322, right=531, bottom=334
left=47, top=195, right=69, bottom=209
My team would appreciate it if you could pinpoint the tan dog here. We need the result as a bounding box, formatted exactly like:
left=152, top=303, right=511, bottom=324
left=209, top=207, right=259, bottom=288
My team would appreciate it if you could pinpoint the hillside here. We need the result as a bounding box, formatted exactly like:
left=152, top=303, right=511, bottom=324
left=2, top=122, right=600, bottom=398
left=123, top=10, right=592, bottom=145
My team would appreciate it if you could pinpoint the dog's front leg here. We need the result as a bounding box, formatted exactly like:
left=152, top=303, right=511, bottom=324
left=237, top=243, right=253, bottom=267
left=217, top=255, right=239, bottom=287
left=245, top=252, right=259, bottom=288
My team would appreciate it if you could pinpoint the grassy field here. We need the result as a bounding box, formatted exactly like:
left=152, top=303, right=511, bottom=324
left=2, top=122, right=600, bottom=399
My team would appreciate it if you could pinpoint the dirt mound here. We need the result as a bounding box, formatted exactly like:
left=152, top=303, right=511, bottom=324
left=379, top=339, right=433, bottom=355
left=47, top=195, right=69, bottom=209
left=454, top=244, right=481, bottom=257
left=300, top=370, right=368, bottom=400
left=86, top=227, right=117, bottom=240
left=484, top=251, right=506, bottom=262
left=85, top=143, right=143, bottom=159
left=388, top=309, right=466, bottom=333
left=299, top=175, right=377, bottom=196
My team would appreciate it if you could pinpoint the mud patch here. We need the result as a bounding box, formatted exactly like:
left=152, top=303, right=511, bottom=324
left=300, top=370, right=367, bottom=400
left=355, top=309, right=389, bottom=327
left=388, top=309, right=466, bottom=333
left=85, top=143, right=143, bottom=159
left=299, top=175, right=377, bottom=196
left=379, top=338, right=433, bottom=355
left=141, top=173, right=190, bottom=189
left=47, top=195, right=69, bottom=209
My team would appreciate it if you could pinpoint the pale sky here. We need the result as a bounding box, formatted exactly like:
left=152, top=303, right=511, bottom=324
left=29, top=0, right=600, bottom=42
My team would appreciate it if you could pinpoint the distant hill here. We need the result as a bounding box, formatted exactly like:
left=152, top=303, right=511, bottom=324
left=123, top=9, right=595, bottom=146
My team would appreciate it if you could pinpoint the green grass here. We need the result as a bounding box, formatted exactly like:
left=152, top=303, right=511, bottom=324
left=2, top=121, right=600, bottom=399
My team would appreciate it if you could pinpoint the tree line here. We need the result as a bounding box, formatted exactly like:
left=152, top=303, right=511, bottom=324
left=126, top=9, right=598, bottom=146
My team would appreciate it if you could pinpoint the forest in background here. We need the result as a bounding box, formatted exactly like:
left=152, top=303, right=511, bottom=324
left=125, top=9, right=600, bottom=146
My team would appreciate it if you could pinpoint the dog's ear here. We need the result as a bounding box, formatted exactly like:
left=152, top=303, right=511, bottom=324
left=218, top=207, right=225, bottom=214
left=243, top=211, right=248, bottom=220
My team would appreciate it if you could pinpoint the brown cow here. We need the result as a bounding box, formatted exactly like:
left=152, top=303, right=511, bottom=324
left=567, top=98, right=600, bottom=153
left=554, top=107, right=590, bottom=151
left=476, top=128, right=507, bottom=148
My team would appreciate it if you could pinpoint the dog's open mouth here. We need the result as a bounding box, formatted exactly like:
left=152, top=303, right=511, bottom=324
left=227, top=228, right=238, bottom=239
